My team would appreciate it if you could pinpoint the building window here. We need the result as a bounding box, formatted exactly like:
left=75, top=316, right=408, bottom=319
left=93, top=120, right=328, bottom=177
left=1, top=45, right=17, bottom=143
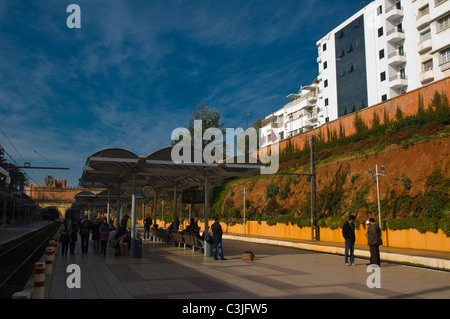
left=420, top=29, right=431, bottom=43
left=382, top=94, right=387, bottom=101
left=380, top=71, right=386, bottom=82
left=418, top=5, right=429, bottom=18
left=324, top=61, right=328, bottom=69
left=378, top=27, right=383, bottom=37
left=325, top=98, right=329, bottom=106
left=324, top=79, right=328, bottom=88
left=377, top=5, right=383, bottom=15
left=379, top=49, right=385, bottom=59
left=325, top=117, right=330, bottom=123
left=400, top=67, right=406, bottom=79
left=437, top=14, right=450, bottom=33
left=323, top=43, right=327, bottom=51
left=435, top=0, right=447, bottom=7
left=422, top=59, right=433, bottom=72
left=440, top=48, right=450, bottom=64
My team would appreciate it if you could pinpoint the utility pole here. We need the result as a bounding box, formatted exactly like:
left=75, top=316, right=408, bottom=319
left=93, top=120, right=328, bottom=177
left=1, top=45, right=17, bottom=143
left=310, top=135, right=318, bottom=241
left=241, top=186, right=251, bottom=235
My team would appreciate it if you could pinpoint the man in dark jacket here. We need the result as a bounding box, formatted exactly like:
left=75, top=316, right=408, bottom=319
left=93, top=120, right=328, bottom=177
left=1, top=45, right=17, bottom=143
left=367, top=218, right=383, bottom=266
left=342, top=215, right=356, bottom=265
left=79, top=216, right=92, bottom=254
left=211, top=218, right=226, bottom=260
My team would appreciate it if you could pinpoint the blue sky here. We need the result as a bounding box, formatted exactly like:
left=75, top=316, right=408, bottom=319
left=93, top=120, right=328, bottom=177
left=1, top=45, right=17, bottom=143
left=0, top=0, right=364, bottom=187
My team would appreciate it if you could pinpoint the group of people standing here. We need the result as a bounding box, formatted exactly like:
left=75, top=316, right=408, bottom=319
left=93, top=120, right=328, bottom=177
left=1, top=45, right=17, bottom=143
left=60, top=215, right=114, bottom=256
left=342, top=215, right=383, bottom=266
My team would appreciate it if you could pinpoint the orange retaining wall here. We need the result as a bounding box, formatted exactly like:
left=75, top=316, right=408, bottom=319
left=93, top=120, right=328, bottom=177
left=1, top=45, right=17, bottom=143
left=155, top=219, right=449, bottom=252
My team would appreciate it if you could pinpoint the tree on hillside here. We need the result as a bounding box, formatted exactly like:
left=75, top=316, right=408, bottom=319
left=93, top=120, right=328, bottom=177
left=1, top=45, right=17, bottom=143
left=172, top=101, right=227, bottom=162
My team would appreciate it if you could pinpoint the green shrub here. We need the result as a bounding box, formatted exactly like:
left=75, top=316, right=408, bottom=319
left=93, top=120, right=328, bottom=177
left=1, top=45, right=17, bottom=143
left=438, top=218, right=450, bottom=236
left=401, top=174, right=412, bottom=191
left=265, top=182, right=279, bottom=200
left=318, top=217, right=346, bottom=230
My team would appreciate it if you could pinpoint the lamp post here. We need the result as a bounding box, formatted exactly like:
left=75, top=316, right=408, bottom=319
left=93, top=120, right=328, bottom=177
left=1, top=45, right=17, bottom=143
left=369, top=165, right=386, bottom=229
left=240, top=186, right=250, bottom=235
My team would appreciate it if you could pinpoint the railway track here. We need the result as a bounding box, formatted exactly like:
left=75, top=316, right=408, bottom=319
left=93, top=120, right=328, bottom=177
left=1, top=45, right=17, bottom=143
left=0, top=222, right=61, bottom=299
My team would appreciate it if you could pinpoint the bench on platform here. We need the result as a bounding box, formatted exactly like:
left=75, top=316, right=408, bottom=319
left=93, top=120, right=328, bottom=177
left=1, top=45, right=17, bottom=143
left=170, top=231, right=185, bottom=248
left=182, top=232, right=204, bottom=252
left=150, top=228, right=171, bottom=243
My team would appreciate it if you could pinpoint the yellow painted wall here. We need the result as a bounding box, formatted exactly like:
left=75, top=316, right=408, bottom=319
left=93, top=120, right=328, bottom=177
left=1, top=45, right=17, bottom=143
left=153, top=219, right=449, bottom=252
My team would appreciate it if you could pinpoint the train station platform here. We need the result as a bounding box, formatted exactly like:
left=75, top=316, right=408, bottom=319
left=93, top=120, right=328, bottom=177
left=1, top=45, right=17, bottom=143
left=224, top=233, right=450, bottom=270
left=39, top=229, right=450, bottom=300
left=0, top=220, right=53, bottom=248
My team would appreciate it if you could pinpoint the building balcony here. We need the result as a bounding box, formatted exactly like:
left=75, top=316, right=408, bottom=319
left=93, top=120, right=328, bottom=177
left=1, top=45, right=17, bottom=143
left=386, top=4, right=404, bottom=21
left=419, top=69, right=434, bottom=83
left=440, top=61, right=450, bottom=72
left=418, top=39, right=432, bottom=54
left=386, top=28, right=405, bottom=43
left=389, top=74, right=408, bottom=89
left=302, top=121, right=314, bottom=130
left=388, top=51, right=407, bottom=66
left=416, top=14, right=430, bottom=30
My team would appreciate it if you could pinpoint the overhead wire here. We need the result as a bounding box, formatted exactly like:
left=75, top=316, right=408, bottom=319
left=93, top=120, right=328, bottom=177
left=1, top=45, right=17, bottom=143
left=0, top=127, right=41, bottom=185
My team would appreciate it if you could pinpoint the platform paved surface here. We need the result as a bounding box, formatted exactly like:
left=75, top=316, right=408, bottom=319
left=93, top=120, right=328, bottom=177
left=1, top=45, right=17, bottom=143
left=0, top=220, right=53, bottom=246
left=44, top=237, right=450, bottom=299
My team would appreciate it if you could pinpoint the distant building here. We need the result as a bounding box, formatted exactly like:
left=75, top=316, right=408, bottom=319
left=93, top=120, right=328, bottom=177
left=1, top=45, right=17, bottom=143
left=261, top=0, right=450, bottom=147
left=260, top=79, right=320, bottom=148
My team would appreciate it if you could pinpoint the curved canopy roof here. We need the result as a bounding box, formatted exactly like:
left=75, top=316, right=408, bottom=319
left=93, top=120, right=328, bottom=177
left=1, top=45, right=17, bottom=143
left=79, top=146, right=264, bottom=192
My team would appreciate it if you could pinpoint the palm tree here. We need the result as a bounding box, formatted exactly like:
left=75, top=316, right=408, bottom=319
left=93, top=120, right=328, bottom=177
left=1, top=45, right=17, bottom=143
left=44, top=175, right=54, bottom=186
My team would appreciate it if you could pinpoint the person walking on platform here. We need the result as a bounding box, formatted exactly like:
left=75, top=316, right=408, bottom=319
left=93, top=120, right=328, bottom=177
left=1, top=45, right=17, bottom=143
left=143, top=216, right=152, bottom=239
left=211, top=218, right=226, bottom=260
left=80, top=216, right=92, bottom=254
left=60, top=216, right=70, bottom=256
left=367, top=218, right=383, bottom=266
left=342, top=215, right=356, bottom=266
left=91, top=218, right=101, bottom=254
left=100, top=218, right=110, bottom=255
left=69, top=219, right=79, bottom=255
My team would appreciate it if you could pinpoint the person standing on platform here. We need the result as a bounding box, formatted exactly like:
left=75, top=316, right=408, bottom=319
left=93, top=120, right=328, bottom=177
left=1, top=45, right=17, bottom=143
left=367, top=218, right=383, bottom=266
left=69, top=219, right=79, bottom=255
left=91, top=218, right=101, bottom=254
left=79, top=216, right=92, bottom=254
left=143, top=216, right=152, bottom=240
left=100, top=218, right=110, bottom=255
left=342, top=215, right=356, bottom=266
left=211, top=218, right=226, bottom=260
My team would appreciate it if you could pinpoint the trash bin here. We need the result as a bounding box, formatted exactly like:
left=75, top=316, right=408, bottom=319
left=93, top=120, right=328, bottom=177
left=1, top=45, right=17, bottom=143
left=205, top=241, right=213, bottom=257
left=134, top=238, right=142, bottom=258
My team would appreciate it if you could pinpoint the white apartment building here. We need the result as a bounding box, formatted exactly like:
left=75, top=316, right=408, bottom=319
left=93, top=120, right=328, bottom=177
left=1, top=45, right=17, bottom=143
left=261, top=0, right=450, bottom=148
left=260, top=79, right=320, bottom=147
left=316, top=0, right=450, bottom=121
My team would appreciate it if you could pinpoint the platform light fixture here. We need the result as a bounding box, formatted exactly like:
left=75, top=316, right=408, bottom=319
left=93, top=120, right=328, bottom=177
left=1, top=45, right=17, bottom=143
left=369, top=164, right=386, bottom=230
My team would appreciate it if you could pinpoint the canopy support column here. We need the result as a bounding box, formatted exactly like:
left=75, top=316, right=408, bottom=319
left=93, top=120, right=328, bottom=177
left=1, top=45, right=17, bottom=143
left=115, top=183, right=121, bottom=229
left=131, top=173, right=137, bottom=257
left=153, top=190, right=158, bottom=228
left=204, top=174, right=211, bottom=257
left=107, top=188, right=111, bottom=224
left=173, top=184, right=178, bottom=231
